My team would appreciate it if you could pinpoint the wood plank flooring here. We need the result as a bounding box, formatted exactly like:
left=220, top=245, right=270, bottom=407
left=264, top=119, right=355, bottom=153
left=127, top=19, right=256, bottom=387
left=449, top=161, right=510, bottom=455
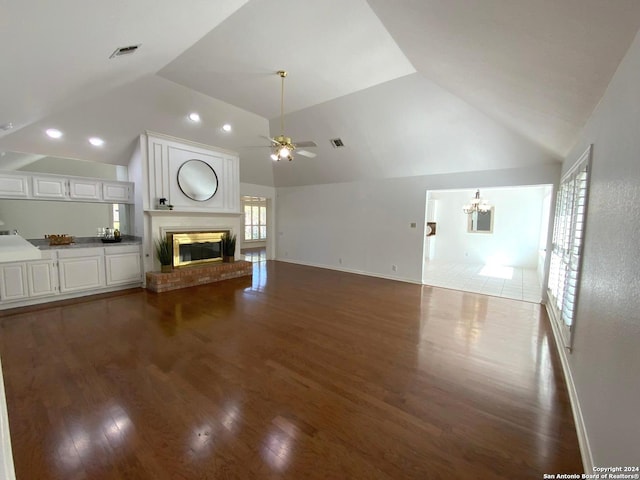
left=0, top=260, right=583, bottom=479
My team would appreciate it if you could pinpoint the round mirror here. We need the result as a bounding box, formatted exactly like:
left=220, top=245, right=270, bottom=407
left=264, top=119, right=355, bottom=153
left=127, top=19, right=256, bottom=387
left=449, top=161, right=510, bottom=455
left=177, top=160, right=219, bottom=201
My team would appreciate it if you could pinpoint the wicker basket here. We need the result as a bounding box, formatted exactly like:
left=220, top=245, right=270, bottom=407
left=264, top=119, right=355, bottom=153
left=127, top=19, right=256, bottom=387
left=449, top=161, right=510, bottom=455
left=45, top=234, right=74, bottom=246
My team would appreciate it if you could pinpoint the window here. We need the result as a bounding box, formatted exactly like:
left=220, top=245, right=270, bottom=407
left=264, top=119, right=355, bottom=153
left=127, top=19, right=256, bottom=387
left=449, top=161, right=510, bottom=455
left=243, top=197, right=267, bottom=241
left=112, top=204, right=120, bottom=231
left=547, top=145, right=592, bottom=350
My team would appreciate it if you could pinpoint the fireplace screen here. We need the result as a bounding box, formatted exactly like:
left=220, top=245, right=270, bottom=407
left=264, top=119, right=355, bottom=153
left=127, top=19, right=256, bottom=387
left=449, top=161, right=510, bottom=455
left=170, top=231, right=227, bottom=267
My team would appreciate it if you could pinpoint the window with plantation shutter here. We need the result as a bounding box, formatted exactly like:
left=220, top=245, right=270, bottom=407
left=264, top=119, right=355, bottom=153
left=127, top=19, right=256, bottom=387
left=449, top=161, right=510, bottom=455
left=547, top=145, right=592, bottom=350
left=243, top=197, right=267, bottom=242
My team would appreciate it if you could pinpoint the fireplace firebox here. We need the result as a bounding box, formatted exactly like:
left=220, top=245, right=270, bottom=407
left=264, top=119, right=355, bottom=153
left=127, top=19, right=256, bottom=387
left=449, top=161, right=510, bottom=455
left=169, top=231, right=229, bottom=267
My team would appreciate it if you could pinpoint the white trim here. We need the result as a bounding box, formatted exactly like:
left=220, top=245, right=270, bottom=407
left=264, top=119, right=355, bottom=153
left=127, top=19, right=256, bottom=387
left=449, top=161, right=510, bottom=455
left=545, top=302, right=594, bottom=473
left=276, top=258, right=423, bottom=285
left=0, top=356, right=16, bottom=480
left=145, top=130, right=239, bottom=157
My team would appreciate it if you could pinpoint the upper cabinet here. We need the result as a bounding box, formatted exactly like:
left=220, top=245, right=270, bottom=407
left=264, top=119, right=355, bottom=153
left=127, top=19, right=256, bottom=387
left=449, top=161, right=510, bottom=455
left=32, top=175, right=68, bottom=199
left=103, top=182, right=133, bottom=203
left=0, top=173, right=29, bottom=198
left=144, top=133, right=240, bottom=213
left=0, top=171, right=134, bottom=204
left=69, top=178, right=102, bottom=201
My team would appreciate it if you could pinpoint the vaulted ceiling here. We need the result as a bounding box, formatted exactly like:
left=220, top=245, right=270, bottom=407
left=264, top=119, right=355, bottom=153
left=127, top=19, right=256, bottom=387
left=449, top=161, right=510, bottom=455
left=1, top=0, right=639, bottom=187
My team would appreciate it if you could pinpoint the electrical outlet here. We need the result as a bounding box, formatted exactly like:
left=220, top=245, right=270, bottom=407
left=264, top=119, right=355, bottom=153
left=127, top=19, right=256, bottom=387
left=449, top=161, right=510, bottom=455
left=392, top=264, right=397, bottom=272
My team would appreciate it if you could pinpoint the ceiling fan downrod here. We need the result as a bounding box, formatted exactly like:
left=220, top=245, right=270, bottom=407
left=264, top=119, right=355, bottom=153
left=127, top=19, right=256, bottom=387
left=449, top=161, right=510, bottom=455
left=278, top=70, right=287, bottom=137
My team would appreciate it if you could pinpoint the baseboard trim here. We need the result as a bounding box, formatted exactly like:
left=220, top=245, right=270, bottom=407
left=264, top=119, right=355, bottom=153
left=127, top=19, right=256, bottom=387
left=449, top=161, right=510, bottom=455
left=545, top=303, right=594, bottom=473
left=276, top=258, right=423, bottom=285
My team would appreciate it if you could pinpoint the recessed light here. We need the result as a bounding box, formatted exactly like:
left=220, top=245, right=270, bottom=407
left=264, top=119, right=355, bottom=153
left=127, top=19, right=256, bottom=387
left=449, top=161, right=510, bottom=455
left=46, top=128, right=63, bottom=139
left=222, top=123, right=232, bottom=132
left=89, top=137, right=105, bottom=147
left=188, top=112, right=201, bottom=123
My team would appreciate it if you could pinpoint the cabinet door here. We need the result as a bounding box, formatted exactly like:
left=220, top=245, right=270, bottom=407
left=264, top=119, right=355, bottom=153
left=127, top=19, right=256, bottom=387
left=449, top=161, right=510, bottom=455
left=0, top=174, right=29, bottom=198
left=105, top=251, right=142, bottom=285
left=27, top=260, right=57, bottom=297
left=102, top=182, right=133, bottom=203
left=0, top=263, right=28, bottom=302
left=69, top=179, right=101, bottom=201
left=58, top=254, right=105, bottom=293
left=32, top=176, right=67, bottom=199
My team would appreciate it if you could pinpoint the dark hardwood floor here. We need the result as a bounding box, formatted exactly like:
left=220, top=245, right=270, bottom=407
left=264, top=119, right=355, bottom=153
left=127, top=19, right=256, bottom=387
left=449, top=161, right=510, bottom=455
left=0, top=261, right=583, bottom=479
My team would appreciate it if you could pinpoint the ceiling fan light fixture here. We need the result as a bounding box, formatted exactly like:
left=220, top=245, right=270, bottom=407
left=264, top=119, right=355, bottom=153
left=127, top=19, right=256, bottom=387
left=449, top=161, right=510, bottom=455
left=278, top=146, right=290, bottom=158
left=262, top=70, right=316, bottom=162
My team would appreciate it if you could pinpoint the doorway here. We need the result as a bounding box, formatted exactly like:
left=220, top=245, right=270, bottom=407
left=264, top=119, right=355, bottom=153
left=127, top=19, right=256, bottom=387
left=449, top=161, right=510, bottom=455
left=240, top=196, right=269, bottom=262
left=422, top=185, right=552, bottom=303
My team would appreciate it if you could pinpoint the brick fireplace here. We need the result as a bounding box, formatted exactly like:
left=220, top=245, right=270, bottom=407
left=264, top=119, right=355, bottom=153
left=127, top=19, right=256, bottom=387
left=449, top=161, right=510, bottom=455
left=146, top=260, right=252, bottom=293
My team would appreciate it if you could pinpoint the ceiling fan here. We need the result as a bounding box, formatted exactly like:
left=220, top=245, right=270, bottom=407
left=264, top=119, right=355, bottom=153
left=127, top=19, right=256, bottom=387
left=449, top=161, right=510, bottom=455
left=264, top=70, right=317, bottom=161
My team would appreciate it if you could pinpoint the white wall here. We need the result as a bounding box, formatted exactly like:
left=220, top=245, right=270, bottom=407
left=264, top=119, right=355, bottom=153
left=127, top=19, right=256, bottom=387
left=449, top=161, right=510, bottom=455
left=429, top=187, right=547, bottom=268
left=552, top=29, right=640, bottom=467
left=276, top=164, right=560, bottom=284
left=0, top=199, right=111, bottom=239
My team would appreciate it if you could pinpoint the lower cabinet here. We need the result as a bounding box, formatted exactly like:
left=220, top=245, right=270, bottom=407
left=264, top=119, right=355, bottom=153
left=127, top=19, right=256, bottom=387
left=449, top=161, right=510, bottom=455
left=58, top=248, right=105, bottom=293
left=0, top=263, right=28, bottom=301
left=105, top=245, right=142, bottom=285
left=26, top=253, right=57, bottom=297
left=0, top=245, right=142, bottom=307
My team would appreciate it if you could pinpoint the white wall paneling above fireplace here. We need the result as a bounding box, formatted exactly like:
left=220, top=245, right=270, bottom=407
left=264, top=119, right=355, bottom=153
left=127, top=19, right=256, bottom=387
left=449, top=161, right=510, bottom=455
left=144, top=132, right=240, bottom=213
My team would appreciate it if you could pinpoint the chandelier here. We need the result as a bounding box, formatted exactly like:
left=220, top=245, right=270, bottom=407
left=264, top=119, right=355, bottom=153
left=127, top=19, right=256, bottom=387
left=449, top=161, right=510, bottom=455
left=462, top=190, right=491, bottom=215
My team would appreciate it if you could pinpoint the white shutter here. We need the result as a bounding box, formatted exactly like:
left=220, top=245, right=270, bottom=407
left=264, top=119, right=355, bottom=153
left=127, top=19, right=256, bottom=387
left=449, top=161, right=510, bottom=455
left=547, top=145, right=592, bottom=349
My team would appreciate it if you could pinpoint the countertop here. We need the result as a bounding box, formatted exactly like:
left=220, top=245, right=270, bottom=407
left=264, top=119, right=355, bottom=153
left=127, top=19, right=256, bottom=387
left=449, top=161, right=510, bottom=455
left=0, top=235, right=42, bottom=262
left=28, top=236, right=142, bottom=250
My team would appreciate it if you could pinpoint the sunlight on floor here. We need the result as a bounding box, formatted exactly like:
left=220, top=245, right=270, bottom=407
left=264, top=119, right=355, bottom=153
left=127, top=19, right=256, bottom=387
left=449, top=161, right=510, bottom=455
left=479, top=264, right=514, bottom=280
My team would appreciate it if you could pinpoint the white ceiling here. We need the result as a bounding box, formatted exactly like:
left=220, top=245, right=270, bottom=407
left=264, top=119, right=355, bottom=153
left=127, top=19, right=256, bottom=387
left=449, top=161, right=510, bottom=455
left=158, top=0, right=416, bottom=119
left=1, top=0, right=639, bottom=187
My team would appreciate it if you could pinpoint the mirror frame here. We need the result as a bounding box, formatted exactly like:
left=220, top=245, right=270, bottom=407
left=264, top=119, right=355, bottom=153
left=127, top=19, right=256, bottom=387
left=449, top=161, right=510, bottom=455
left=177, top=159, right=219, bottom=202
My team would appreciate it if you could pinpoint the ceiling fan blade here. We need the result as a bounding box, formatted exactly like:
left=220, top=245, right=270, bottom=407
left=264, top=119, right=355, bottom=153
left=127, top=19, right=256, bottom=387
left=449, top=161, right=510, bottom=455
left=297, top=149, right=317, bottom=158
left=294, top=140, right=317, bottom=148
left=260, top=135, right=279, bottom=144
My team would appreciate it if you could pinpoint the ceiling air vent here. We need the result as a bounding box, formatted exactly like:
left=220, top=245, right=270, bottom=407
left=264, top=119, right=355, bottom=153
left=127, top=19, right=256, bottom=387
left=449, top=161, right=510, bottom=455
left=109, top=44, right=141, bottom=59
left=330, top=138, right=345, bottom=148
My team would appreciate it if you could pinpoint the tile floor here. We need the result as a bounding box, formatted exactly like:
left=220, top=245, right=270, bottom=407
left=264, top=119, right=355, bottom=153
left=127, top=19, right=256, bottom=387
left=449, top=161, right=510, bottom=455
left=423, top=261, right=542, bottom=303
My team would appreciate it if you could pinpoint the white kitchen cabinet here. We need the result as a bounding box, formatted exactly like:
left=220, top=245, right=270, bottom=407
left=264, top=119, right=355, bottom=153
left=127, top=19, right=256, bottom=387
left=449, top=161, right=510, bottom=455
left=26, top=253, right=57, bottom=297
left=69, top=179, right=101, bottom=201
left=0, top=263, right=28, bottom=302
left=103, top=182, right=133, bottom=203
left=105, top=245, right=141, bottom=285
left=32, top=176, right=67, bottom=199
left=0, top=244, right=143, bottom=310
left=58, top=248, right=105, bottom=293
left=0, top=170, right=134, bottom=204
left=0, top=173, right=29, bottom=198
